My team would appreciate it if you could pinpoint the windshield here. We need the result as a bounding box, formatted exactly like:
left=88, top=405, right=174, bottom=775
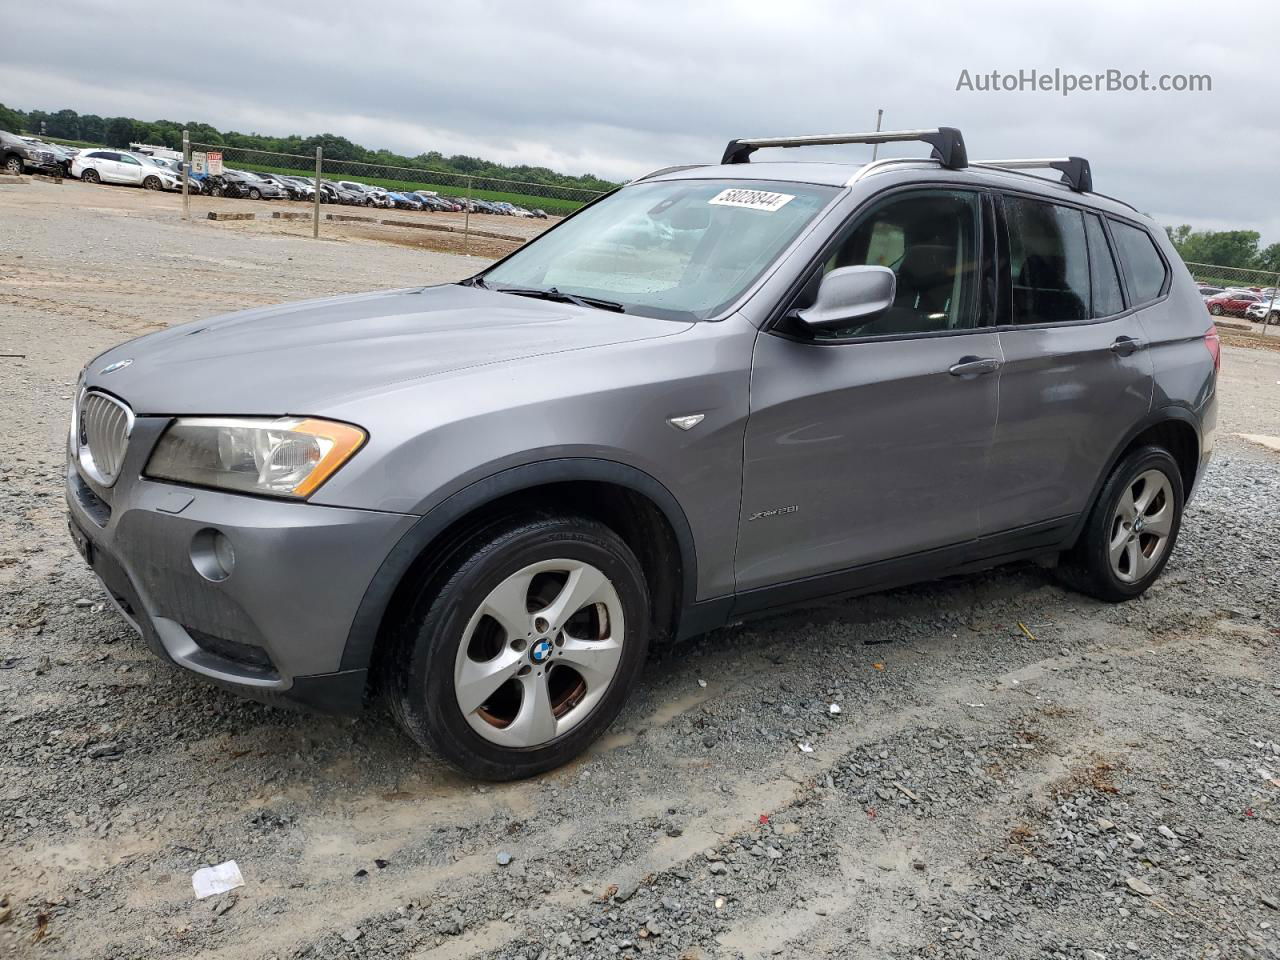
left=481, top=179, right=838, bottom=321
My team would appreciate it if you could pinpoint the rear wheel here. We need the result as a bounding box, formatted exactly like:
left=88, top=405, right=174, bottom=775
left=1209, top=303, right=1223, bottom=315
left=1057, top=446, right=1184, bottom=602
left=387, top=515, right=651, bottom=780
left=81, top=167, right=100, bottom=184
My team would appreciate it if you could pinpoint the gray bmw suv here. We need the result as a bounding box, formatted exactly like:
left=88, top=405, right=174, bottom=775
left=67, top=127, right=1219, bottom=779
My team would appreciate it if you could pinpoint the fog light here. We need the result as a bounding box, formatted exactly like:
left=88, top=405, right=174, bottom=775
left=191, top=528, right=235, bottom=582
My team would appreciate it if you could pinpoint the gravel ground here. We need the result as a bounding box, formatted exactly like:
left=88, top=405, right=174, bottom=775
left=2, top=180, right=1279, bottom=960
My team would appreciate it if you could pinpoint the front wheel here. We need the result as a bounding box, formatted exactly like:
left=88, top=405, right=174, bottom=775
left=81, top=167, right=100, bottom=184
left=142, top=176, right=162, bottom=190
left=387, top=515, right=651, bottom=780
left=1057, top=446, right=1184, bottom=602
left=248, top=188, right=261, bottom=200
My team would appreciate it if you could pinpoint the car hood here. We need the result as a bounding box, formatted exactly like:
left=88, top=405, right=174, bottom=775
left=86, top=284, right=692, bottom=415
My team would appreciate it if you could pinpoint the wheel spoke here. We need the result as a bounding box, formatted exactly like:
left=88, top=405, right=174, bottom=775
left=1109, top=526, right=1130, bottom=569
left=1123, top=539, right=1145, bottom=580
left=557, top=636, right=623, bottom=690
left=1115, top=485, right=1137, bottom=523
left=1133, top=472, right=1165, bottom=515
left=481, top=571, right=535, bottom=641
left=539, top=564, right=610, bottom=632
left=504, top=674, right=559, bottom=746
left=455, top=649, right=522, bottom=716
left=1143, top=502, right=1173, bottom=537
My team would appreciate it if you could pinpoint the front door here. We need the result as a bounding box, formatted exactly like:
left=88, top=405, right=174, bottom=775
left=735, top=188, right=1001, bottom=602
left=982, top=195, right=1154, bottom=535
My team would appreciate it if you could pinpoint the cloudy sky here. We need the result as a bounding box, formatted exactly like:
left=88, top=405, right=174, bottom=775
left=4, top=0, right=1278, bottom=241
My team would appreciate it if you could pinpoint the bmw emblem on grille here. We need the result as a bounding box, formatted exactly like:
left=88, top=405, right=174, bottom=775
left=531, top=639, right=553, bottom=664
left=99, top=358, right=133, bottom=375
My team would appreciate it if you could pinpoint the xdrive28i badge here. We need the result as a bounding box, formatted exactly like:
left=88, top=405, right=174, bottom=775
left=99, top=359, right=133, bottom=375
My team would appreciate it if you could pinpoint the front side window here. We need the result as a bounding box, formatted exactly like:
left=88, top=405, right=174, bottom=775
left=802, top=189, right=982, bottom=340
left=482, top=179, right=838, bottom=322
left=1085, top=214, right=1125, bottom=318
left=1005, top=196, right=1090, bottom=324
left=1109, top=220, right=1168, bottom=306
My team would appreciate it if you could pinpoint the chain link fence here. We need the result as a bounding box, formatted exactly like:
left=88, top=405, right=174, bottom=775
left=1184, top=261, right=1280, bottom=334
left=179, top=134, right=606, bottom=252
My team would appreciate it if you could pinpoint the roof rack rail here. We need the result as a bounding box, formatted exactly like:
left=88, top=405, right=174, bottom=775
left=975, top=157, right=1092, bottom=193
left=721, top=127, right=967, bottom=170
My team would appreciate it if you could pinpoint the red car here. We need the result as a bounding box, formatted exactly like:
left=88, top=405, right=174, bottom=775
left=1205, top=290, right=1262, bottom=317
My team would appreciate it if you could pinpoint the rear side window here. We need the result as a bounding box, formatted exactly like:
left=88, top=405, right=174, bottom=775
left=1004, top=196, right=1090, bottom=324
left=1085, top=214, right=1125, bottom=317
left=1109, top=220, right=1168, bottom=306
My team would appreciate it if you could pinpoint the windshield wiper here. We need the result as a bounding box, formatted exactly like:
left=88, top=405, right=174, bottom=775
left=491, top=285, right=626, bottom=313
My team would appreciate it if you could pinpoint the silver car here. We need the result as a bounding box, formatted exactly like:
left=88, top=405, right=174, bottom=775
left=67, top=127, right=1219, bottom=779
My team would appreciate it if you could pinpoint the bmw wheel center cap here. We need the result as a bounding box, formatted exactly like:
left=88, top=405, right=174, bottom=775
left=531, top=639, right=554, bottom=664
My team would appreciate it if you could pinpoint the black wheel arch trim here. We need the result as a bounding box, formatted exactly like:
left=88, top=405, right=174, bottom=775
left=1064, top=403, right=1201, bottom=547
left=339, top=457, right=699, bottom=675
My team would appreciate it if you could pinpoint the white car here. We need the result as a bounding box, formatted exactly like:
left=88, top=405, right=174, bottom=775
left=72, top=149, right=180, bottom=190
left=1245, top=300, right=1280, bottom=325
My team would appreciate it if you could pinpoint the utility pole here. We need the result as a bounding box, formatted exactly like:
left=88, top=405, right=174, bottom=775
left=181, top=129, right=190, bottom=221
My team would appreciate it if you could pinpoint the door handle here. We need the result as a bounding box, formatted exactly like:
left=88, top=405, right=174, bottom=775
left=948, top=356, right=1001, bottom=377
left=1109, top=336, right=1145, bottom=356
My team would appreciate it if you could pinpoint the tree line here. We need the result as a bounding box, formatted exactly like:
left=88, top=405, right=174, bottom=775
left=1166, top=225, right=1280, bottom=276
left=0, top=102, right=619, bottom=194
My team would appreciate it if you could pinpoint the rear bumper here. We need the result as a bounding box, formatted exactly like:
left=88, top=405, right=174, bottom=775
left=66, top=454, right=416, bottom=714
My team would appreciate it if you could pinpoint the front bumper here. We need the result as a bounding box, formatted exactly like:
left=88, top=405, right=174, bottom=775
left=65, top=415, right=416, bottom=713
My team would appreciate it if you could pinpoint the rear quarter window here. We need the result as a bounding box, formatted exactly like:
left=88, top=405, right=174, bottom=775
left=1108, top=220, right=1169, bottom=306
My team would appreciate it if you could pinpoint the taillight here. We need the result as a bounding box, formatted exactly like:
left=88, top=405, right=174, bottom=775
left=1205, top=325, right=1221, bottom=373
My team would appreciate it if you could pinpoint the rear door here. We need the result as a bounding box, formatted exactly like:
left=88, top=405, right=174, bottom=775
left=735, top=187, right=1002, bottom=599
left=983, top=194, right=1154, bottom=536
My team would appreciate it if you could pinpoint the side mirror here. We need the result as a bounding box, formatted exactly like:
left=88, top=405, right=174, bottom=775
left=796, top=265, right=896, bottom=330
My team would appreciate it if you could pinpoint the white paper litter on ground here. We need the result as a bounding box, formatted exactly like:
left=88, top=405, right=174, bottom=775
left=192, top=860, right=244, bottom=899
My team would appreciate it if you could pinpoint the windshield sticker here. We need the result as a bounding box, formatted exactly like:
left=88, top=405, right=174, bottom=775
left=708, top=188, right=795, bottom=212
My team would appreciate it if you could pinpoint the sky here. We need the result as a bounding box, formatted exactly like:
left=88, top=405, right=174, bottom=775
left=3, top=0, right=1279, bottom=243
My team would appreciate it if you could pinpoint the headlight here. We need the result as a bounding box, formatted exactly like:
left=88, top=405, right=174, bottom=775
left=145, top=417, right=366, bottom=499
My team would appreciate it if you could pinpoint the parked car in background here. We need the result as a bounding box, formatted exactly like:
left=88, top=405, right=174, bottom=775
left=22, top=137, right=76, bottom=176
left=1245, top=300, right=1280, bottom=324
left=387, top=191, right=424, bottom=211
left=1, top=129, right=63, bottom=176
left=203, top=170, right=284, bottom=200
left=281, top=176, right=317, bottom=200
left=254, top=172, right=309, bottom=200
left=1197, top=285, right=1224, bottom=299
left=144, top=155, right=202, bottom=193
left=529, top=208, right=549, bottom=219
left=72, top=150, right=180, bottom=190
left=1204, top=290, right=1262, bottom=317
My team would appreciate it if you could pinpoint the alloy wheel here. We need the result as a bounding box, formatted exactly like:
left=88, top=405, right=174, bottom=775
left=453, top=559, right=624, bottom=748
left=1108, top=469, right=1174, bottom=583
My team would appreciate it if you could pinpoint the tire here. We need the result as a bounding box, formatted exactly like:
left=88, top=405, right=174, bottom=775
left=142, top=176, right=162, bottom=190
left=249, top=188, right=261, bottom=200
left=1057, top=445, right=1184, bottom=602
left=3, top=155, right=22, bottom=176
left=81, top=167, right=100, bottom=184
left=210, top=185, right=224, bottom=198
left=386, top=514, right=651, bottom=780
left=1209, top=304, right=1223, bottom=316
